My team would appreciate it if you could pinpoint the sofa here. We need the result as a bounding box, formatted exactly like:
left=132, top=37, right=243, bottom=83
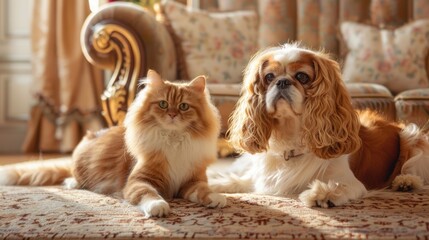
left=81, top=0, right=429, bottom=134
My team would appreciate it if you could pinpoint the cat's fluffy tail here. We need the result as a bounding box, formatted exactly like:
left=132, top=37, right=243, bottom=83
left=0, top=158, right=72, bottom=186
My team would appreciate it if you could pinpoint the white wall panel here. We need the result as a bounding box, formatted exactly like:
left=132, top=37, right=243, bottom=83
left=5, top=73, right=33, bottom=121
left=4, top=0, right=31, bottom=37
left=0, top=0, right=32, bottom=61
left=0, top=0, right=32, bottom=153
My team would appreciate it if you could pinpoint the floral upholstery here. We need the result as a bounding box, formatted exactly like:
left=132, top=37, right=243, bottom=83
left=339, top=17, right=429, bottom=125
left=197, top=0, right=429, bottom=126
left=211, top=96, right=239, bottom=133
left=206, top=83, right=241, bottom=132
left=151, top=0, right=429, bottom=127
left=340, top=20, right=429, bottom=95
left=209, top=0, right=429, bottom=125
left=346, top=83, right=396, bottom=120
left=217, top=0, right=257, bottom=11
left=82, top=0, right=429, bottom=134
left=159, top=1, right=258, bottom=84
left=257, top=0, right=296, bottom=48
left=346, top=83, right=393, bottom=97
left=414, top=0, right=429, bottom=19
left=395, top=89, right=429, bottom=126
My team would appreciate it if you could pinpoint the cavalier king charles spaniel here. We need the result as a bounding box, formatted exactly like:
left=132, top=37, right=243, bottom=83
left=209, top=43, right=429, bottom=208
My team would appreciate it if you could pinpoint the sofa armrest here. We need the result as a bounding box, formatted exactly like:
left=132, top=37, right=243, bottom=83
left=81, top=2, right=177, bottom=126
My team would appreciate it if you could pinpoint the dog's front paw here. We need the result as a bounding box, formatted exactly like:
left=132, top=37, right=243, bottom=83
left=206, top=193, right=227, bottom=208
left=392, top=174, right=423, bottom=192
left=299, top=180, right=349, bottom=208
left=139, top=199, right=170, bottom=217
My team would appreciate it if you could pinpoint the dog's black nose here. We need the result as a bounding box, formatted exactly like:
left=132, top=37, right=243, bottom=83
left=276, top=79, right=292, bottom=89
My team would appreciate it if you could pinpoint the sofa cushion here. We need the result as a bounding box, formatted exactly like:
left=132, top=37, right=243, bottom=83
left=217, top=0, right=257, bottom=11
left=206, top=83, right=240, bottom=133
left=394, top=88, right=429, bottom=100
left=341, top=20, right=429, bottom=95
left=346, top=83, right=393, bottom=98
left=159, top=0, right=258, bottom=84
left=346, top=83, right=396, bottom=121
left=395, top=88, right=429, bottom=127
left=206, top=83, right=241, bottom=96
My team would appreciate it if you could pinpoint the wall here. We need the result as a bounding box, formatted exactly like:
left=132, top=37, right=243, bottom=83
left=0, top=0, right=33, bottom=153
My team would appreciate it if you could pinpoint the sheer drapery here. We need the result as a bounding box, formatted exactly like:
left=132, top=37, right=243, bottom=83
left=23, top=0, right=105, bottom=153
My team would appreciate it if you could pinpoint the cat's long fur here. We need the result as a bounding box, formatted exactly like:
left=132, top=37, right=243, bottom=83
left=0, top=70, right=226, bottom=217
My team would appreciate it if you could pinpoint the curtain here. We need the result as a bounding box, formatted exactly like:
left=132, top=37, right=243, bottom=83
left=23, top=0, right=105, bottom=153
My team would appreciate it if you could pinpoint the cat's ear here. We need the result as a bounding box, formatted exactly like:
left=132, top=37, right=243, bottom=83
left=188, top=76, right=206, bottom=93
left=146, top=69, right=164, bottom=87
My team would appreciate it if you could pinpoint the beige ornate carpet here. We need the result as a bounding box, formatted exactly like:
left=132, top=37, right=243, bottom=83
left=1, top=186, right=428, bottom=239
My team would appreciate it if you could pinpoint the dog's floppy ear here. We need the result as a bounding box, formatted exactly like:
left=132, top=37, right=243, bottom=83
left=302, top=52, right=361, bottom=159
left=227, top=49, right=275, bottom=154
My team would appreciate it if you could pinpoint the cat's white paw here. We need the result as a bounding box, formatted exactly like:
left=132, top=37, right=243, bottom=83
left=392, top=174, right=423, bottom=192
left=0, top=168, right=16, bottom=185
left=139, top=199, right=170, bottom=217
left=299, top=180, right=349, bottom=208
left=206, top=193, right=227, bottom=208
left=63, top=177, right=78, bottom=189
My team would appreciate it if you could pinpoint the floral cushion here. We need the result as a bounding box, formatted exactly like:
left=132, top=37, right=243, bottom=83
left=341, top=20, right=429, bottom=95
left=345, top=83, right=393, bottom=98
left=159, top=1, right=258, bottom=83
left=394, top=88, right=429, bottom=100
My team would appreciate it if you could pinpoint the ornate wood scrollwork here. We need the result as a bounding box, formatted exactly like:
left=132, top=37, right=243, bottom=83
left=90, top=22, right=146, bottom=126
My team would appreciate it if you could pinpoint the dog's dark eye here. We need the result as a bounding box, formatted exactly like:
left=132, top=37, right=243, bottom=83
left=264, top=73, right=275, bottom=83
left=295, top=72, right=310, bottom=84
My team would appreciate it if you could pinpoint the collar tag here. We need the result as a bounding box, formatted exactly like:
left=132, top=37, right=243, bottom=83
left=283, top=149, right=305, bottom=161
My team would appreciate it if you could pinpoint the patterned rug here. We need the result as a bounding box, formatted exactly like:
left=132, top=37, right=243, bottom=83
left=1, top=186, right=428, bottom=239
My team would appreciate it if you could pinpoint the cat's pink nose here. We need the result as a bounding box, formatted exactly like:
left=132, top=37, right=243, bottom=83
left=168, top=112, right=177, bottom=119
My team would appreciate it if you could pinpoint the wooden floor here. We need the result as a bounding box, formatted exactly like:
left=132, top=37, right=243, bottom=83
left=0, top=154, right=70, bottom=166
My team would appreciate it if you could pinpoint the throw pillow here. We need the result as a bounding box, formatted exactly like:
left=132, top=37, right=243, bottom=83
left=159, top=0, right=258, bottom=83
left=340, top=20, right=429, bottom=94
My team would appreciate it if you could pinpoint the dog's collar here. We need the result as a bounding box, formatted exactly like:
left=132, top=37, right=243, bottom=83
left=283, top=149, right=307, bottom=161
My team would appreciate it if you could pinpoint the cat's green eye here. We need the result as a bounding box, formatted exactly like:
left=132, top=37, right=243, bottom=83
left=159, top=100, right=168, bottom=109
left=179, top=103, right=189, bottom=111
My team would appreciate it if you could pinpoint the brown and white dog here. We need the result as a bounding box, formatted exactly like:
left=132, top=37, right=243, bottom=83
left=209, top=43, right=429, bottom=208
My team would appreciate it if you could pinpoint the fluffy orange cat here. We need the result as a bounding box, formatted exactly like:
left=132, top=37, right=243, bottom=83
left=0, top=70, right=226, bottom=217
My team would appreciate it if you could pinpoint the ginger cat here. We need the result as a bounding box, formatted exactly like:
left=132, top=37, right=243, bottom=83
left=0, top=70, right=226, bottom=217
